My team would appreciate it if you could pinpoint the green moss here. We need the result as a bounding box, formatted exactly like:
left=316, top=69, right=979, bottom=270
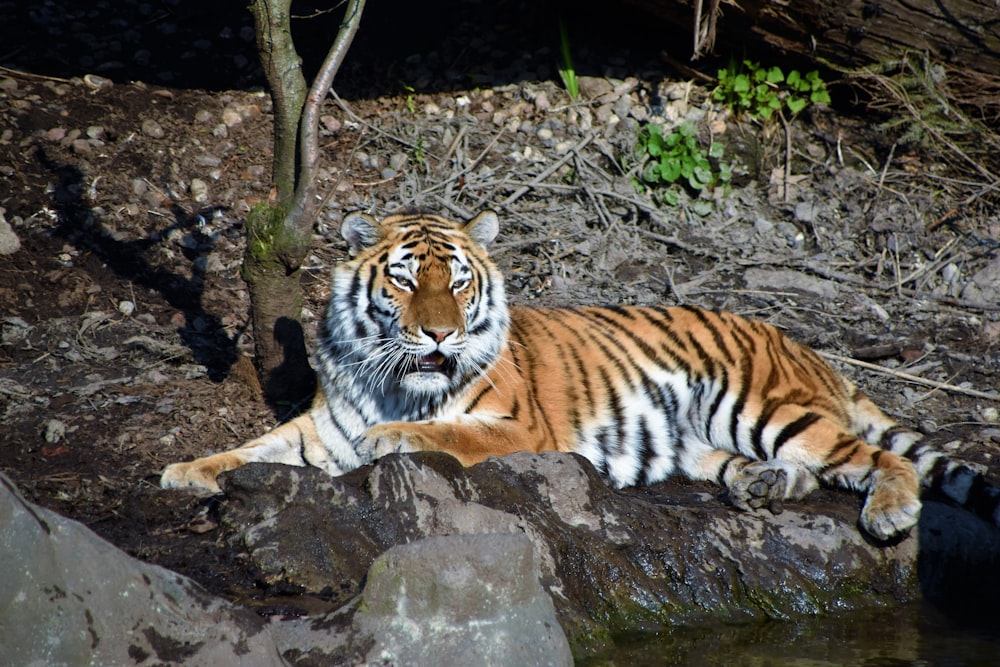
left=245, top=201, right=291, bottom=265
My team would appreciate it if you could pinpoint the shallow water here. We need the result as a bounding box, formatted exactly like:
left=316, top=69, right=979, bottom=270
left=581, top=602, right=1000, bottom=666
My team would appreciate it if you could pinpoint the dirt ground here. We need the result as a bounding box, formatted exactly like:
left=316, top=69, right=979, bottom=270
left=2, top=0, right=999, bottom=615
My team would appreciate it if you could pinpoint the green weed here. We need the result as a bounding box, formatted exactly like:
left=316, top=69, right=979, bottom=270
left=632, top=122, right=731, bottom=206
left=557, top=18, right=579, bottom=100
left=714, top=60, right=830, bottom=120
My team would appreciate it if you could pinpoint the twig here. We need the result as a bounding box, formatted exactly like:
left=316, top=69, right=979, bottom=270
left=800, top=261, right=1000, bottom=312
left=818, top=351, right=1000, bottom=402
left=329, top=90, right=437, bottom=160
left=864, top=140, right=896, bottom=223
left=776, top=109, right=792, bottom=203
left=499, top=133, right=596, bottom=208
left=0, top=64, right=74, bottom=84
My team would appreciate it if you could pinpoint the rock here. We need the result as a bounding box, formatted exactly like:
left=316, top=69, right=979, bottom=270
left=353, top=534, right=571, bottom=666
left=140, top=118, right=165, bottom=138
left=190, top=178, right=209, bottom=203
left=0, top=208, right=20, bottom=255
left=0, top=473, right=285, bottom=666
left=42, top=418, right=67, bottom=444
left=962, top=255, right=1000, bottom=304
left=744, top=267, right=839, bottom=299
left=214, top=450, right=1000, bottom=655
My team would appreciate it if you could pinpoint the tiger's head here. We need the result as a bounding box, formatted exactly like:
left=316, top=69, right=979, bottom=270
left=319, top=210, right=509, bottom=415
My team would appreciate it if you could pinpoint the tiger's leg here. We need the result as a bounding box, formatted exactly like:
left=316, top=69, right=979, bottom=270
left=160, top=414, right=317, bottom=494
left=358, top=416, right=539, bottom=466
left=747, top=404, right=921, bottom=540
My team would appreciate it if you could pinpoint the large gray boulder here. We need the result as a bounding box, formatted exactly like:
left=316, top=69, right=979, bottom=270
left=218, top=450, right=1000, bottom=655
left=0, top=474, right=285, bottom=667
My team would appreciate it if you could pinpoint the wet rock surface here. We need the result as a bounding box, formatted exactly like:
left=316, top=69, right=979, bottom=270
left=216, top=451, right=1000, bottom=654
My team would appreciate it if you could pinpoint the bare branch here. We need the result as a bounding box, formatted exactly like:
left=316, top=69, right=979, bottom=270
left=291, top=0, right=367, bottom=224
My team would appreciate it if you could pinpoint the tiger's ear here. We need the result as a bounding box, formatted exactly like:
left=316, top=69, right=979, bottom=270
left=341, top=212, right=383, bottom=255
left=464, top=210, right=499, bottom=247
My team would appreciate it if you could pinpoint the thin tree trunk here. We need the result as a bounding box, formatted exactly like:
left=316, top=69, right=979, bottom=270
left=243, top=0, right=366, bottom=410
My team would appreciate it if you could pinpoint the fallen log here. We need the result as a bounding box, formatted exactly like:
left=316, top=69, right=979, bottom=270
left=624, top=0, right=1000, bottom=77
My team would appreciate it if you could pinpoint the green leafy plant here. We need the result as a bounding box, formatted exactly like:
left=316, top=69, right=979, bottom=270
left=714, top=60, right=830, bottom=120
left=557, top=17, right=579, bottom=100
left=632, top=122, right=731, bottom=205
left=411, top=135, right=425, bottom=167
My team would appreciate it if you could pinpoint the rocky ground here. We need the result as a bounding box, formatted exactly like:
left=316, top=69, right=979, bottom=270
left=2, top=0, right=1000, bottom=644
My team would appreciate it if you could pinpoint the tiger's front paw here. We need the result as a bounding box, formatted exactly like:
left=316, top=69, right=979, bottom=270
left=357, top=424, right=435, bottom=463
left=160, top=461, right=223, bottom=495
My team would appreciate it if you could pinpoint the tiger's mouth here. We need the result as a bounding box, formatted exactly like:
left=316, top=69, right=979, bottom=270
left=410, top=352, right=456, bottom=376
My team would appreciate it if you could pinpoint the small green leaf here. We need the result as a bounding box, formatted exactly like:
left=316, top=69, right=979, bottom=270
left=786, top=96, right=807, bottom=115
left=644, top=161, right=661, bottom=179
left=811, top=89, right=831, bottom=105
left=693, top=200, right=714, bottom=216
left=708, top=141, right=724, bottom=159
left=733, top=74, right=750, bottom=93
left=766, top=66, right=784, bottom=84
left=786, top=69, right=801, bottom=88
left=718, top=162, right=733, bottom=182
left=661, top=158, right=682, bottom=182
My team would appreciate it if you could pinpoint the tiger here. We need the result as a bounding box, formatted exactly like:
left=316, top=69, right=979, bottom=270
left=161, top=209, right=1000, bottom=541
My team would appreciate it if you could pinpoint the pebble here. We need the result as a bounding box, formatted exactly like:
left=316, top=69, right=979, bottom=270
left=43, top=419, right=67, bottom=444
left=141, top=119, right=165, bottom=138
left=221, top=107, right=242, bottom=127
left=190, top=178, right=209, bottom=203
left=194, top=155, right=221, bottom=167
left=60, top=129, right=82, bottom=147
left=794, top=201, right=819, bottom=224
left=532, top=91, right=551, bottom=113
left=82, top=74, right=113, bottom=91
left=389, top=153, right=408, bottom=171
left=118, top=300, right=135, bottom=317
left=0, top=209, right=21, bottom=255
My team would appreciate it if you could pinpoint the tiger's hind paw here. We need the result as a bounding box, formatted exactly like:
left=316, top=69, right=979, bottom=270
left=728, top=460, right=819, bottom=514
left=860, top=469, right=921, bottom=541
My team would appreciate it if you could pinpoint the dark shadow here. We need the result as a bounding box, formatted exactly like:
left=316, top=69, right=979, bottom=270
left=0, top=0, right=698, bottom=97
left=36, top=146, right=240, bottom=382
left=265, top=316, right=317, bottom=420
left=917, top=499, right=1000, bottom=629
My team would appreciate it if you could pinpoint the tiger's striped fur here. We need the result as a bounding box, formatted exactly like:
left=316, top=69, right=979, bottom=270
left=161, top=210, right=1000, bottom=540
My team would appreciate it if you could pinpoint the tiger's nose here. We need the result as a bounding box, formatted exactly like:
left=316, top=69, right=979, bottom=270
left=423, top=327, right=454, bottom=344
